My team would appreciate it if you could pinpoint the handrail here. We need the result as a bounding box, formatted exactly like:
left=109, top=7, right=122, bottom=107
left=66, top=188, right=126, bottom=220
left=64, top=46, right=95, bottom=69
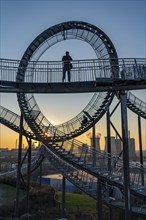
left=0, top=58, right=146, bottom=83
left=127, top=91, right=146, bottom=109
left=0, top=106, right=36, bottom=139
left=127, top=91, right=146, bottom=119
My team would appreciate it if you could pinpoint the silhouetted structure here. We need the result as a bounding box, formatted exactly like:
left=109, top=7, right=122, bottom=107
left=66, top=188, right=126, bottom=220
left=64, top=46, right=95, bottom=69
left=62, top=51, right=73, bottom=82
left=81, top=115, right=88, bottom=126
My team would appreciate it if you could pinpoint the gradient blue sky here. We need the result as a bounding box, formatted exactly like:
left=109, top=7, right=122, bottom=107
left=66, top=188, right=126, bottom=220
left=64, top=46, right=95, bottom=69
left=0, top=0, right=146, bottom=149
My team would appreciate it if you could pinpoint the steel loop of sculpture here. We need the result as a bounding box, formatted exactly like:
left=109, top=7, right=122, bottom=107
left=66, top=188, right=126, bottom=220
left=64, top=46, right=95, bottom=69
left=16, top=21, right=119, bottom=139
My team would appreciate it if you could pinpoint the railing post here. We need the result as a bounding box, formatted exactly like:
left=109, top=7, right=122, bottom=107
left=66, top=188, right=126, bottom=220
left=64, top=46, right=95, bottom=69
left=50, top=68, right=52, bottom=82
left=121, top=59, right=126, bottom=79
left=134, top=58, right=138, bottom=78
left=34, top=61, right=36, bottom=83
left=78, top=60, right=80, bottom=82
left=93, top=59, right=96, bottom=81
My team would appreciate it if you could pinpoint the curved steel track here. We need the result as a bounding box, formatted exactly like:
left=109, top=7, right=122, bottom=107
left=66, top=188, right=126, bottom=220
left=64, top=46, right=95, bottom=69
left=16, top=21, right=118, bottom=142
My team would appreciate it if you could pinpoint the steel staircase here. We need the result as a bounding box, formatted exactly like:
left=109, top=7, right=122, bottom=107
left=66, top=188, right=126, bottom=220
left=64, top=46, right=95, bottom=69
left=127, top=91, right=146, bottom=119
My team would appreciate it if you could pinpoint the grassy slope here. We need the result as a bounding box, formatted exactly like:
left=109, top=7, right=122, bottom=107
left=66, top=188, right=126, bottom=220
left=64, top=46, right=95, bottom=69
left=57, top=192, right=96, bottom=212
left=0, top=183, right=25, bottom=206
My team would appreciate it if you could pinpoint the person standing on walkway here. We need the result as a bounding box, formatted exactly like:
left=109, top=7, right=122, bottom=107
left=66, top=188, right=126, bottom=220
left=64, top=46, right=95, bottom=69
left=62, top=51, right=73, bottom=82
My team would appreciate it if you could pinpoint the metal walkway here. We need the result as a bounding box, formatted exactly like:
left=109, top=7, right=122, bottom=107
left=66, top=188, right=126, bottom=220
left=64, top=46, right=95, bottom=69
left=0, top=58, right=146, bottom=93
left=127, top=91, right=146, bottom=119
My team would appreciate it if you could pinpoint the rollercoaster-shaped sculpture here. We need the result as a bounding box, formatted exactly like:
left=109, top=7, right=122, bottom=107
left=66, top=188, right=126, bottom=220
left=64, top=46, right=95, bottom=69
left=0, top=21, right=146, bottom=218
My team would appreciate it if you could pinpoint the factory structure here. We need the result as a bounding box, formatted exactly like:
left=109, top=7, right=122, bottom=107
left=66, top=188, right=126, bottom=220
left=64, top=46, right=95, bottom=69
left=89, top=131, right=136, bottom=161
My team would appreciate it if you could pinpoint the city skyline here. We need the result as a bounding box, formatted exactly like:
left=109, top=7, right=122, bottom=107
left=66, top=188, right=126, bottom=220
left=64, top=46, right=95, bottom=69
left=0, top=0, right=146, bottom=150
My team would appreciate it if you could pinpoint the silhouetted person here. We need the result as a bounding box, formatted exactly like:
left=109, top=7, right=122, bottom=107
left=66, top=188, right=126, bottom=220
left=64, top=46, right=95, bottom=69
left=62, top=51, right=73, bottom=82
left=81, top=115, right=88, bottom=126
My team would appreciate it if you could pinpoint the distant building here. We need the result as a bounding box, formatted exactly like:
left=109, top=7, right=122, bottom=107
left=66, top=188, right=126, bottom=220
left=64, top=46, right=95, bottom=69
left=104, top=136, right=136, bottom=161
left=0, top=149, right=10, bottom=157
left=115, top=138, right=122, bottom=156
left=90, top=136, right=101, bottom=151
left=128, top=138, right=136, bottom=161
left=104, top=136, right=121, bottom=156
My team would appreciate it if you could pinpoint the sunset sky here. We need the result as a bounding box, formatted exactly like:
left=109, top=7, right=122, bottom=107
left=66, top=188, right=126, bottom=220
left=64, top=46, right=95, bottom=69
left=0, top=0, right=146, bottom=150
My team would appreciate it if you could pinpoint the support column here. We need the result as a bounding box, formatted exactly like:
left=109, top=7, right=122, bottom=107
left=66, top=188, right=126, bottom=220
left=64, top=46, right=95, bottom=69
left=14, top=113, right=23, bottom=218
left=106, top=109, right=113, bottom=220
left=61, top=176, right=66, bottom=218
left=92, top=125, right=96, bottom=167
left=39, top=162, right=42, bottom=189
left=120, top=91, right=131, bottom=219
left=26, top=138, right=32, bottom=214
left=97, top=180, right=102, bottom=220
left=106, top=108, right=111, bottom=172
left=138, top=115, right=144, bottom=185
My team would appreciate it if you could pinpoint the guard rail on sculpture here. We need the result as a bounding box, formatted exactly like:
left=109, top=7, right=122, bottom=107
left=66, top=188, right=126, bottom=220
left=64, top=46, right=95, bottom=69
left=0, top=58, right=146, bottom=83
left=127, top=91, right=146, bottom=119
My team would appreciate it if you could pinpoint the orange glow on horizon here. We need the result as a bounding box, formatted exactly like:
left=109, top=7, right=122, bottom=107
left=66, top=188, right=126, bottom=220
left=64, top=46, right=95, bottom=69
left=0, top=117, right=145, bottom=151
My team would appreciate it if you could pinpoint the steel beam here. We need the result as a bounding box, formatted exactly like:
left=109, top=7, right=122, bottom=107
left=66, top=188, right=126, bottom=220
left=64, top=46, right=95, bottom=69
left=106, top=108, right=111, bottom=172
left=92, top=125, right=96, bottom=167
left=26, top=138, right=32, bottom=214
left=61, top=176, right=66, bottom=218
left=14, top=113, right=23, bottom=218
left=97, top=180, right=103, bottom=220
left=39, top=162, right=42, bottom=189
left=120, top=91, right=131, bottom=219
left=138, top=115, right=144, bottom=185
